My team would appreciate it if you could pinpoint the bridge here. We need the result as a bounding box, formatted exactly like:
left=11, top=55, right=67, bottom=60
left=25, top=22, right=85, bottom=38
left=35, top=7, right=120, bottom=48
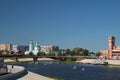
left=0, top=55, right=97, bottom=63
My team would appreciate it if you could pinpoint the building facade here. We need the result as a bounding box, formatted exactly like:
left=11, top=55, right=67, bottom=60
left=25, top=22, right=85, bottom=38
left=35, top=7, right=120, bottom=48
left=12, top=45, right=29, bottom=54
left=0, top=44, right=12, bottom=54
left=41, top=45, right=59, bottom=54
left=100, top=36, right=120, bottom=59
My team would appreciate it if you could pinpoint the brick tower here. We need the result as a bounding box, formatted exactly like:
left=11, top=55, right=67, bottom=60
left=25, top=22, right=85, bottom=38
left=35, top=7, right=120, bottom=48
left=108, top=36, right=115, bottom=59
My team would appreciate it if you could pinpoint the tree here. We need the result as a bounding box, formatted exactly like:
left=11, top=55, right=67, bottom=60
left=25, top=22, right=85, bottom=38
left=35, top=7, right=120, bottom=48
left=37, top=52, right=46, bottom=56
left=89, top=52, right=95, bottom=56
left=10, top=51, right=14, bottom=55
left=70, top=51, right=75, bottom=56
left=57, top=51, right=62, bottom=56
left=96, top=52, right=101, bottom=57
left=82, top=49, right=89, bottom=56
left=29, top=52, right=34, bottom=56
left=72, top=47, right=89, bottom=56
left=0, top=51, right=2, bottom=55
left=72, top=47, right=83, bottom=56
left=65, top=49, right=71, bottom=56
left=47, top=50, right=56, bottom=56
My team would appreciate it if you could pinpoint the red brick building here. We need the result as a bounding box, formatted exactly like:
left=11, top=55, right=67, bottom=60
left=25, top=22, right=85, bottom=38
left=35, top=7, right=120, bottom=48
left=100, top=36, right=120, bottom=59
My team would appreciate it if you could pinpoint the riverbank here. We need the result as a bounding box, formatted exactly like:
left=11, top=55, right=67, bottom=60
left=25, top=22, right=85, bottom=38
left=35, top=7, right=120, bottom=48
left=7, top=65, right=54, bottom=80
left=4, top=58, right=120, bottom=80
left=77, top=59, right=120, bottom=65
left=5, top=58, right=120, bottom=65
left=17, top=71, right=54, bottom=80
left=11, top=61, right=120, bottom=80
left=3, top=58, right=58, bottom=80
left=4, top=58, right=54, bottom=63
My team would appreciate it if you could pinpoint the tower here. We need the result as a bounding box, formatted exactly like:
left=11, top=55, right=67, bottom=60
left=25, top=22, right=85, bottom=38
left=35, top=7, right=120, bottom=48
left=33, top=41, right=40, bottom=55
left=29, top=40, right=34, bottom=52
left=108, top=36, right=115, bottom=59
left=108, top=36, right=115, bottom=50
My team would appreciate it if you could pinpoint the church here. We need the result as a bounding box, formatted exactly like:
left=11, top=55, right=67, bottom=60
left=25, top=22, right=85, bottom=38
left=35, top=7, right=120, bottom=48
left=25, top=40, right=41, bottom=55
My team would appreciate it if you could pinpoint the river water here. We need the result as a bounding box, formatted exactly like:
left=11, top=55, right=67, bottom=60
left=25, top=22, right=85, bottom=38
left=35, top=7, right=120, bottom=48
left=12, top=62, right=120, bottom=80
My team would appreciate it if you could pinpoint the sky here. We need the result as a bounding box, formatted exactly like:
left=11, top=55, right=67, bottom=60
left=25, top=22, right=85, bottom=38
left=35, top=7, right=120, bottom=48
left=0, top=0, right=120, bottom=52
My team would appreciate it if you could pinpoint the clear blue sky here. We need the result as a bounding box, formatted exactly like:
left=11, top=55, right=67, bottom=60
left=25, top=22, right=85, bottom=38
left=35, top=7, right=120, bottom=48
left=0, top=0, right=120, bottom=52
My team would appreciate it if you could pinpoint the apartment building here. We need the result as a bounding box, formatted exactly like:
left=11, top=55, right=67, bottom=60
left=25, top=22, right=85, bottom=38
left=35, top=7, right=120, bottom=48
left=41, top=45, right=59, bottom=54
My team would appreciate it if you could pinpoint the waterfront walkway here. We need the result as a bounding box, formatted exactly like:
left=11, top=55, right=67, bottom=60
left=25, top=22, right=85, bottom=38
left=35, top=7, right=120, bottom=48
left=77, top=59, right=120, bottom=65
left=7, top=65, right=53, bottom=80
left=4, top=58, right=54, bottom=80
left=17, top=71, right=53, bottom=80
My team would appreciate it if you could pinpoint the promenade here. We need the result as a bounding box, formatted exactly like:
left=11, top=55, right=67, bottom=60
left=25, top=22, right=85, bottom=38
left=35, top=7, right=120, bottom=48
left=4, top=58, right=54, bottom=80
left=7, top=65, right=54, bottom=80
left=17, top=71, right=53, bottom=80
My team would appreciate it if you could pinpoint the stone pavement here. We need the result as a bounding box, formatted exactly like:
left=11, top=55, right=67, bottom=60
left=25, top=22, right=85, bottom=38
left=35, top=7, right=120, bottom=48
left=17, top=71, right=53, bottom=80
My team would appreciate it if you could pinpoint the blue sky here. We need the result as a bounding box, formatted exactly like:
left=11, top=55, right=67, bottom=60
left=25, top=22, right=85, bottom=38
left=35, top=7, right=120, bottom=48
left=0, top=0, right=120, bottom=52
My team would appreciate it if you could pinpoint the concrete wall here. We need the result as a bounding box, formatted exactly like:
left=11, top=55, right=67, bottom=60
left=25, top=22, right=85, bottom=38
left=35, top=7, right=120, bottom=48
left=0, top=65, right=25, bottom=80
left=0, top=58, right=8, bottom=75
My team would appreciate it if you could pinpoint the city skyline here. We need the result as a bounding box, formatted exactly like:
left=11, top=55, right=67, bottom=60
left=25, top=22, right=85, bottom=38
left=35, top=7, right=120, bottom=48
left=1, top=0, right=120, bottom=52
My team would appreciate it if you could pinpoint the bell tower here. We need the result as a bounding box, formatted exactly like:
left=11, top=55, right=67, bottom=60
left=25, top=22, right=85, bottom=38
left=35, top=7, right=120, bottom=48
left=29, top=40, right=34, bottom=52
left=108, top=36, right=115, bottom=59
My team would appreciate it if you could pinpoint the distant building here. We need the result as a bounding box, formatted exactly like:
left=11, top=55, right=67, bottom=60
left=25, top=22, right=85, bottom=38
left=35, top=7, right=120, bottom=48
left=0, top=43, right=12, bottom=54
left=100, top=36, right=120, bottom=59
left=12, top=45, right=29, bottom=54
left=25, top=40, right=41, bottom=55
left=41, top=45, right=59, bottom=54
left=100, top=50, right=108, bottom=59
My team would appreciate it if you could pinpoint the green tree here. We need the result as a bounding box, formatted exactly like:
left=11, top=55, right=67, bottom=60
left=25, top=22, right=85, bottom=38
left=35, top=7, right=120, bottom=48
left=37, top=52, right=46, bottom=56
left=0, top=51, right=2, bottom=55
left=89, top=52, right=95, bottom=56
left=10, top=51, right=14, bottom=55
left=82, top=49, right=89, bottom=56
left=29, top=52, right=34, bottom=56
left=70, top=51, right=75, bottom=56
left=72, top=47, right=83, bottom=56
left=48, top=50, right=55, bottom=56
left=96, top=52, right=101, bottom=57
left=65, top=49, right=71, bottom=56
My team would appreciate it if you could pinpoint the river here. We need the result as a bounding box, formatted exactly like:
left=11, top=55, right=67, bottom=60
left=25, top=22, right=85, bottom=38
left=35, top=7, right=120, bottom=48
left=12, top=62, right=120, bottom=80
